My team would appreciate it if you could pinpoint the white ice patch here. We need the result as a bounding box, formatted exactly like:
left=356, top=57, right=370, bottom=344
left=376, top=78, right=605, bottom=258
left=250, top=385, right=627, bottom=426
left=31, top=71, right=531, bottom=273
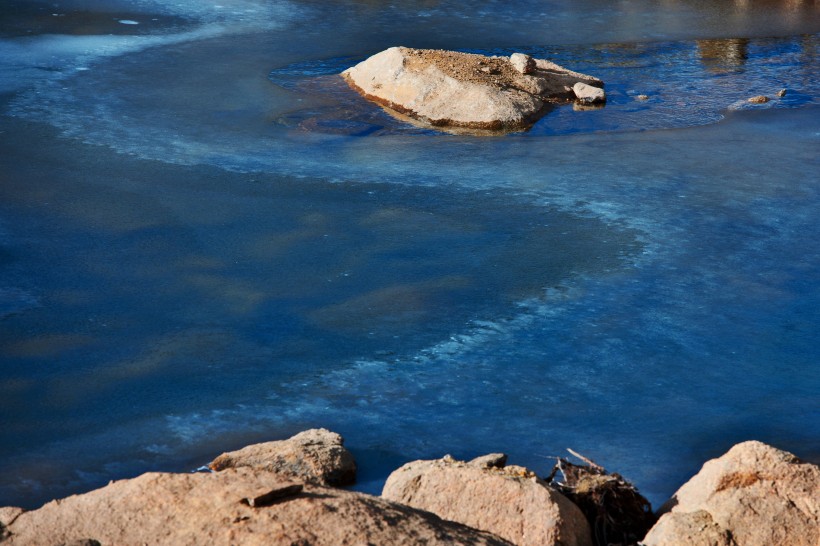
left=118, top=19, right=140, bottom=25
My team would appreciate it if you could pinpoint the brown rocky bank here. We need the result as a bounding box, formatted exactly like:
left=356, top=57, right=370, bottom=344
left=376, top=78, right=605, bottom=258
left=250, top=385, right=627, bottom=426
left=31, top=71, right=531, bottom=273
left=1, top=430, right=817, bottom=546
left=341, top=46, right=605, bottom=133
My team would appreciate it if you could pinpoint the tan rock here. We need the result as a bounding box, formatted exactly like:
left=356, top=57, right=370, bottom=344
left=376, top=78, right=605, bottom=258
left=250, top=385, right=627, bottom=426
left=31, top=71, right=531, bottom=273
left=748, top=95, right=770, bottom=103
left=645, top=441, right=820, bottom=546
left=209, top=428, right=356, bottom=486
left=642, top=510, right=734, bottom=546
left=383, top=455, right=593, bottom=546
left=468, top=452, right=508, bottom=469
left=573, top=82, right=606, bottom=104
left=510, top=53, right=536, bottom=74
left=3, top=467, right=512, bottom=546
left=341, top=46, right=604, bottom=132
left=0, top=506, right=24, bottom=527
left=0, top=506, right=24, bottom=541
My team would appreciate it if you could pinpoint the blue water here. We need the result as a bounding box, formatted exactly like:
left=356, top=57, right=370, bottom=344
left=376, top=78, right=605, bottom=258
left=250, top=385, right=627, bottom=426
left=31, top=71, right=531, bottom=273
left=0, top=0, right=818, bottom=509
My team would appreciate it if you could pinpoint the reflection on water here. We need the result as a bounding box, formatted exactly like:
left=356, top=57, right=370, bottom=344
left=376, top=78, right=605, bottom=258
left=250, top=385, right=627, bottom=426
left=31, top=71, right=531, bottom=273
left=698, top=38, right=749, bottom=73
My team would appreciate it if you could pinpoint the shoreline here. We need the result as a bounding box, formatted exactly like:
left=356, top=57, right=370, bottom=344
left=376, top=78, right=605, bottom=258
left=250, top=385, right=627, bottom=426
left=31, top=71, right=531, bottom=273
left=2, top=429, right=818, bottom=545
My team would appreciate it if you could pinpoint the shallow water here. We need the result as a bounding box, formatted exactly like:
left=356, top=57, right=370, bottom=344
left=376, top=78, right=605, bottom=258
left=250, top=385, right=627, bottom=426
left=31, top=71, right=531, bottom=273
left=0, top=0, right=819, bottom=509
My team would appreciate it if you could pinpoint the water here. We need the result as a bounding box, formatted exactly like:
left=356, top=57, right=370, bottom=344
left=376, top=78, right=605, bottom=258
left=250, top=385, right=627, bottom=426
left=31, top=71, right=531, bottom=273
left=0, top=0, right=818, bottom=509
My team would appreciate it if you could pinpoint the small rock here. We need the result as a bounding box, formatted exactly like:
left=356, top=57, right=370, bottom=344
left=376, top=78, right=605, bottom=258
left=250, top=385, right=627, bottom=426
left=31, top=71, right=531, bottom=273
left=209, top=428, right=357, bottom=486
left=510, top=53, right=536, bottom=75
left=748, top=95, right=769, bottom=103
left=59, top=540, right=102, bottom=546
left=573, top=82, right=606, bottom=104
left=637, top=94, right=650, bottom=101
left=468, top=453, right=508, bottom=469
left=776, top=88, right=787, bottom=97
left=383, top=455, right=592, bottom=546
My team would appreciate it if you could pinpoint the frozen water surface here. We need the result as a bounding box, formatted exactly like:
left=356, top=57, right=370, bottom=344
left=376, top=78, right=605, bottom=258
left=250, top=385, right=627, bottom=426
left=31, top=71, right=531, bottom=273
left=0, top=0, right=819, bottom=509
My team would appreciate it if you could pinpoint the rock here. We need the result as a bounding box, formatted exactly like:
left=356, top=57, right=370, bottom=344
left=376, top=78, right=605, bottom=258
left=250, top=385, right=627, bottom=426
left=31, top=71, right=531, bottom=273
left=0, top=507, right=24, bottom=541
left=59, top=540, right=101, bottom=546
left=468, top=453, right=508, bottom=469
left=642, top=510, right=734, bottom=546
left=550, top=451, right=654, bottom=546
left=637, top=94, right=650, bottom=100
left=748, top=95, right=770, bottom=103
left=0, top=506, right=24, bottom=527
left=510, top=52, right=536, bottom=74
left=209, top=428, right=357, bottom=486
left=3, top=467, right=512, bottom=546
left=644, top=441, right=820, bottom=546
left=383, top=455, right=593, bottom=546
left=777, top=88, right=787, bottom=97
left=573, top=82, right=606, bottom=104
left=342, top=46, right=604, bottom=132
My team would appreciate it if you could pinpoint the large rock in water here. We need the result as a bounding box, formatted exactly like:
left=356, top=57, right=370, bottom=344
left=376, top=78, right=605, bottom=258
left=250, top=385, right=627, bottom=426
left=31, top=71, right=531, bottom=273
left=342, top=46, right=604, bottom=132
left=209, top=428, right=357, bottom=486
left=382, top=454, right=593, bottom=546
left=2, top=467, right=513, bottom=546
left=643, top=441, right=820, bottom=546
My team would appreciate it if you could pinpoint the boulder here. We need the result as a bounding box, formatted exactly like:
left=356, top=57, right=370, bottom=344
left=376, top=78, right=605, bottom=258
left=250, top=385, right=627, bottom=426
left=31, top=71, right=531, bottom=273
left=2, top=467, right=513, bottom=546
left=342, top=46, right=604, bottom=132
left=382, top=454, right=593, bottom=546
left=209, top=428, right=356, bottom=486
left=643, top=441, right=820, bottom=546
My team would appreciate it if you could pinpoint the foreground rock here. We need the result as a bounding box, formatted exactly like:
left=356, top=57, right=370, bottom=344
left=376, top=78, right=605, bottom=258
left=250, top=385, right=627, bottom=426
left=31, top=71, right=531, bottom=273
left=383, top=454, right=593, bottom=546
left=2, top=467, right=512, bottom=546
left=342, top=47, right=604, bottom=132
left=643, top=441, right=820, bottom=546
left=550, top=450, right=655, bottom=545
left=209, top=428, right=356, bottom=486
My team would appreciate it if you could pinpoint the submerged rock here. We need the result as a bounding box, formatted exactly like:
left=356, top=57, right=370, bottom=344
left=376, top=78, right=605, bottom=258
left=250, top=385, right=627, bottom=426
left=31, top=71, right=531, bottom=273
left=209, top=428, right=357, bottom=486
left=341, top=46, right=604, bottom=132
left=382, top=454, right=593, bottom=546
left=2, top=467, right=512, bottom=546
left=644, top=441, right=820, bottom=546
